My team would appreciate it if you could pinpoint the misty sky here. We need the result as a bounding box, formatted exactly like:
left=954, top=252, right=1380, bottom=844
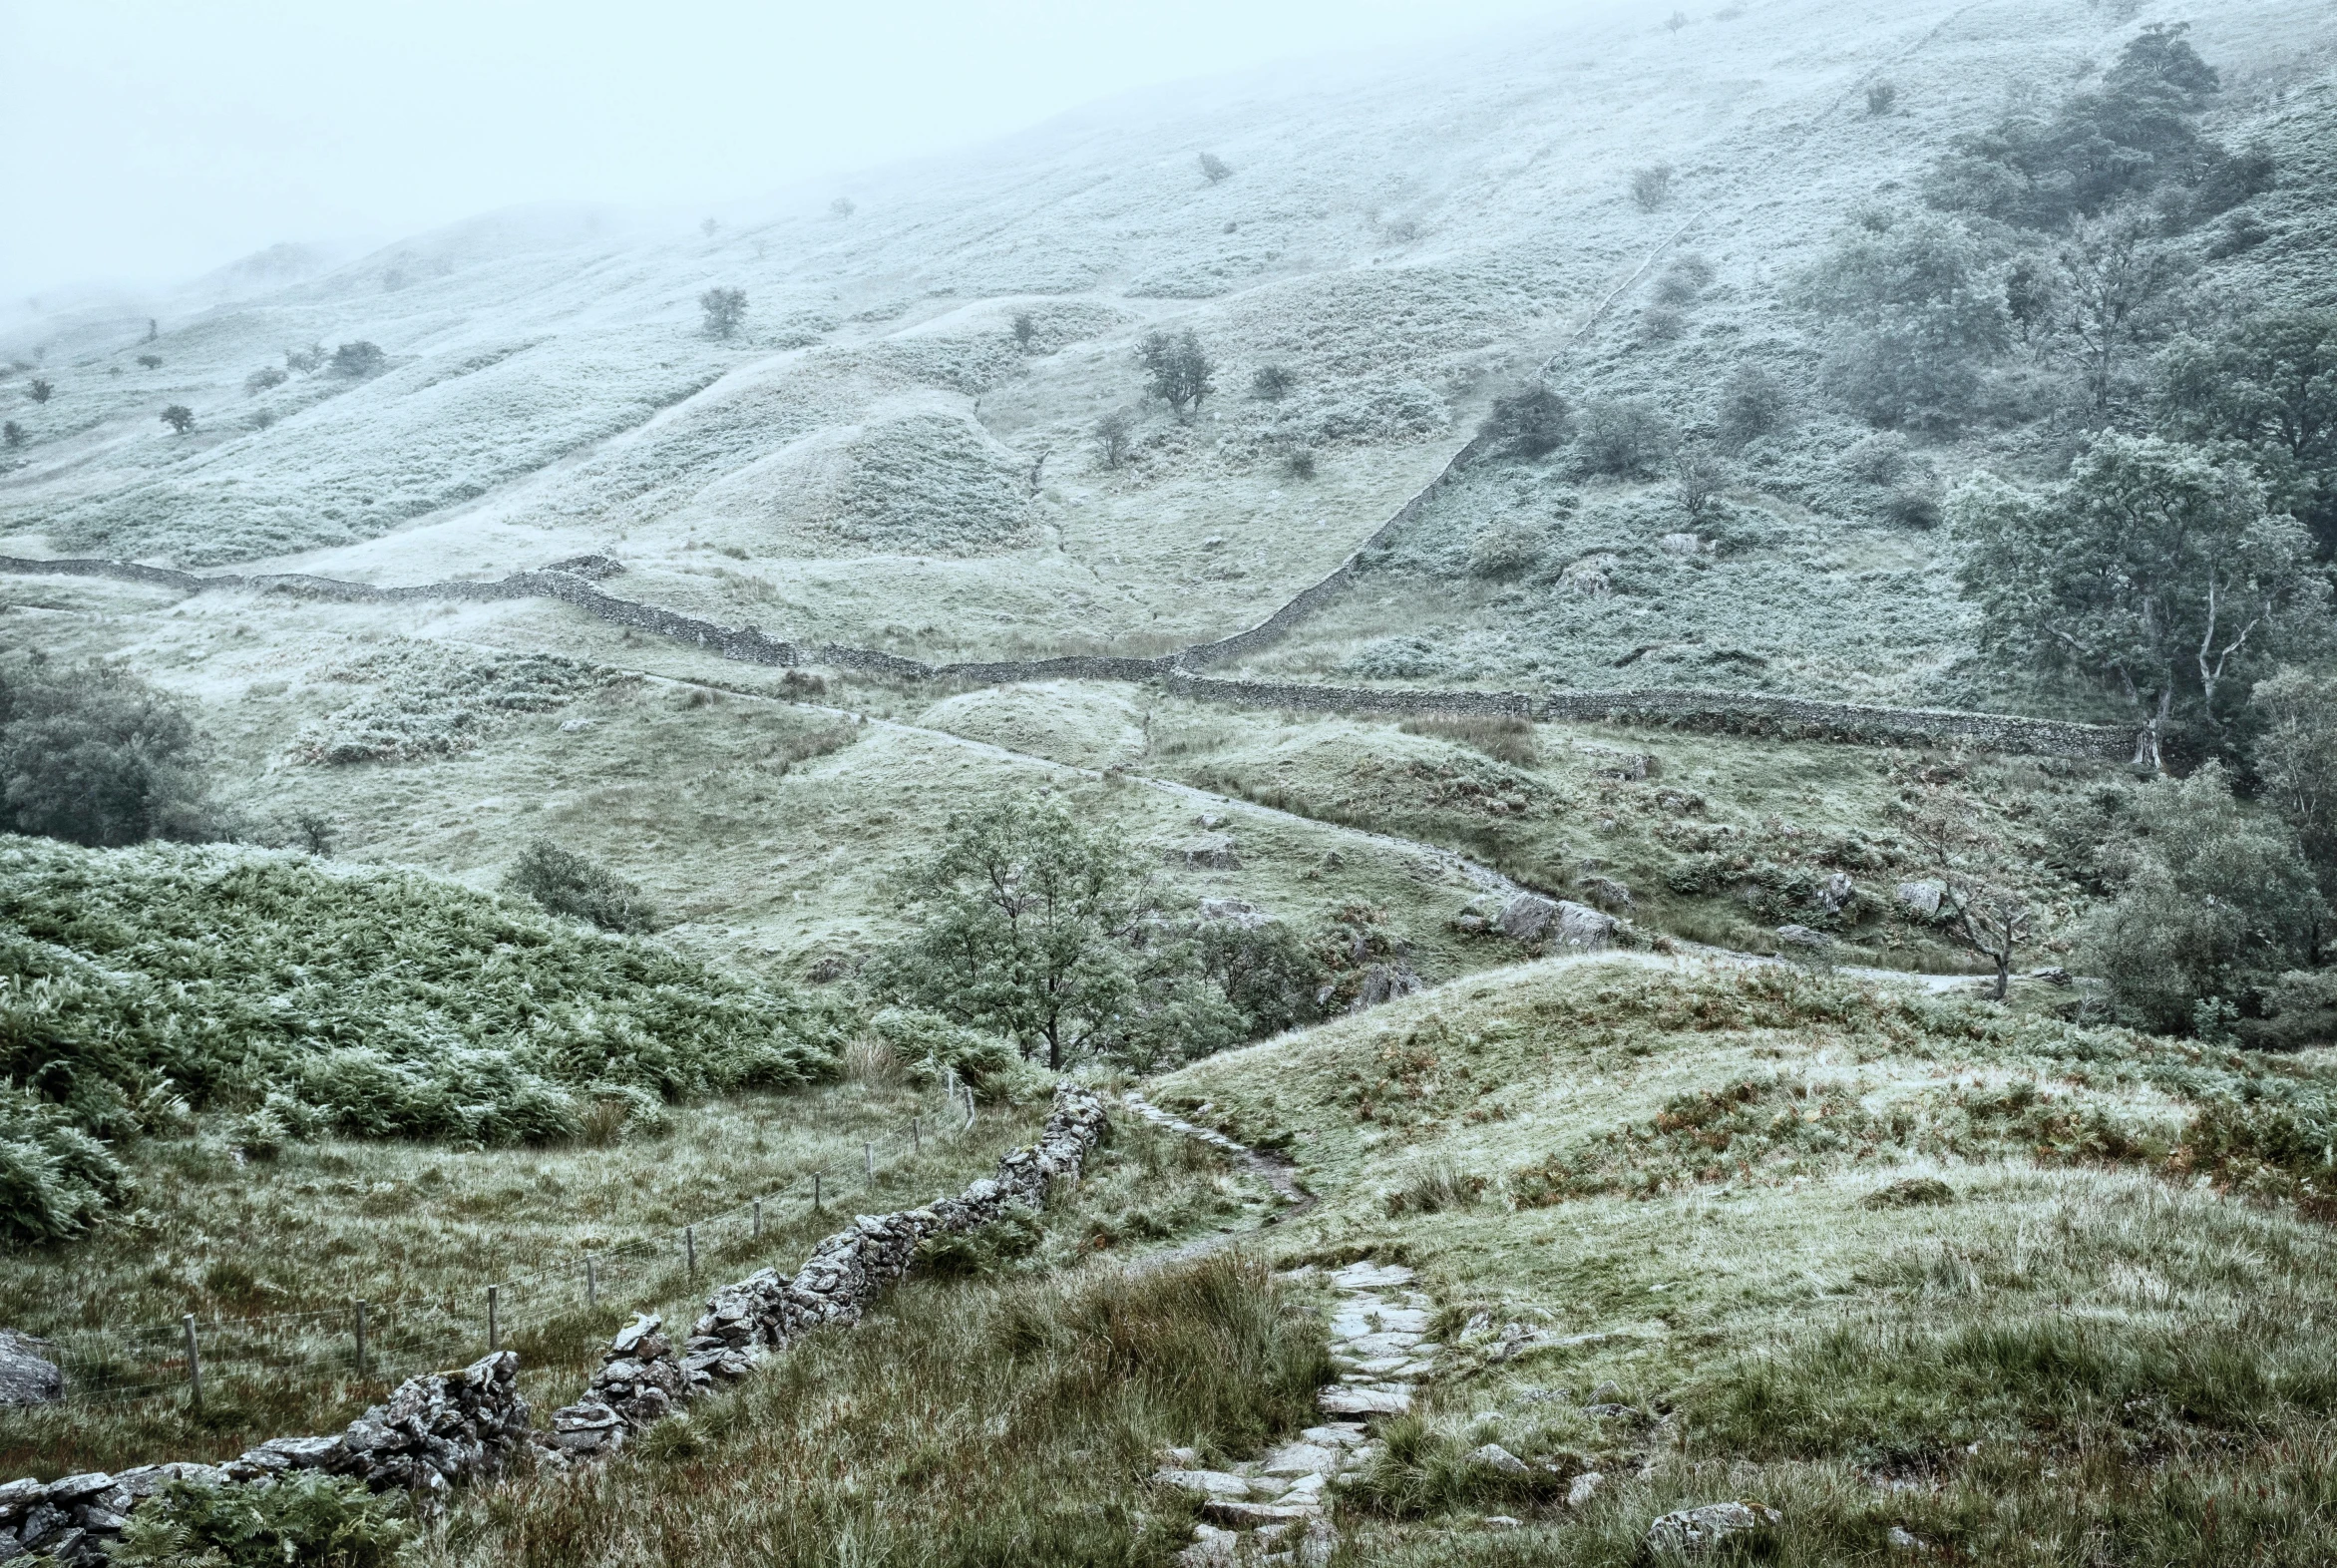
left=0, top=0, right=1577, bottom=303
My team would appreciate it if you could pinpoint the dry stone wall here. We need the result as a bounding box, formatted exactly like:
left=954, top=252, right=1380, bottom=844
left=0, top=1353, right=529, bottom=1560
left=545, top=1083, right=1109, bottom=1458
left=0, top=555, right=2133, bottom=759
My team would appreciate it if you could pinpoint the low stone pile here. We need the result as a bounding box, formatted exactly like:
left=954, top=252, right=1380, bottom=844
left=0, top=1352, right=528, bottom=1561
left=547, top=1082, right=1109, bottom=1457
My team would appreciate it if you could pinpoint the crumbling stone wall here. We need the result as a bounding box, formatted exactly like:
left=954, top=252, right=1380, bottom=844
left=545, top=1082, right=1109, bottom=1458
left=0, top=1353, right=529, bottom=1559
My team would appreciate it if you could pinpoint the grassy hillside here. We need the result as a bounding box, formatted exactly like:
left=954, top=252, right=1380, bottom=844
left=1145, top=957, right=2337, bottom=1561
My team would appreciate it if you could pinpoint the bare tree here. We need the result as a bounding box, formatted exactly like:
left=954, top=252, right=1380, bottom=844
left=1666, top=9, right=1689, bottom=36
left=1198, top=152, right=1233, bottom=184
left=700, top=287, right=748, bottom=339
left=1010, top=311, right=1037, bottom=352
left=1631, top=164, right=1675, bottom=211
left=159, top=404, right=195, bottom=435
left=700, top=217, right=719, bottom=237
left=829, top=196, right=856, bottom=218
left=1677, top=447, right=1727, bottom=520
left=2055, top=212, right=2190, bottom=412
left=1908, top=796, right=2033, bottom=1000
left=1095, top=409, right=1134, bottom=469
left=26, top=379, right=52, bottom=404
left=1251, top=364, right=1294, bottom=400
left=2, top=422, right=22, bottom=448
left=1866, top=81, right=1898, bottom=115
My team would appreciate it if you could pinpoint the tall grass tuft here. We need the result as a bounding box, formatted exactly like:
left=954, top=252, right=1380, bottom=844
left=1399, top=713, right=1537, bottom=767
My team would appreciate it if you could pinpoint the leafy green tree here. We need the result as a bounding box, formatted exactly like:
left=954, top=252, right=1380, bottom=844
left=2156, top=309, right=2337, bottom=558
left=2053, top=211, right=2190, bottom=412
left=1796, top=211, right=2008, bottom=429
left=2250, top=666, right=2337, bottom=903
left=0, top=660, right=213, bottom=846
left=1953, top=435, right=2329, bottom=769
left=159, top=403, right=195, bottom=434
left=1575, top=397, right=1673, bottom=477
left=2083, top=764, right=2324, bottom=1031
left=1138, top=329, right=1215, bottom=416
left=1715, top=363, right=1789, bottom=446
left=878, top=798, right=1195, bottom=1069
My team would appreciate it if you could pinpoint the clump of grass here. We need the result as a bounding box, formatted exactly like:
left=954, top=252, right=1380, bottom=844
left=842, top=1034, right=905, bottom=1088
left=1386, top=1162, right=1488, bottom=1215
left=1864, top=1175, right=1956, bottom=1209
left=1400, top=713, right=1538, bottom=767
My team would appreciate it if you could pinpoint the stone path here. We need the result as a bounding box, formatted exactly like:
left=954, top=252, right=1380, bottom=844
left=1157, top=1260, right=1432, bottom=1566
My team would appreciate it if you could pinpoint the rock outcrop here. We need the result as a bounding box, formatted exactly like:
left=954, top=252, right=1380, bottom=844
left=0, top=1332, right=62, bottom=1408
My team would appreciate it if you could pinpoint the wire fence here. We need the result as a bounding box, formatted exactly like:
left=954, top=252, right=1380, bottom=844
left=31, top=1080, right=983, bottom=1412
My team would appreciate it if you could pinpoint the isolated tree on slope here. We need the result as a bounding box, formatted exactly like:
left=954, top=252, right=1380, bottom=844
left=700, top=287, right=748, bottom=339
left=1138, top=329, right=1215, bottom=417
left=1953, top=434, right=2327, bottom=770
left=159, top=404, right=195, bottom=434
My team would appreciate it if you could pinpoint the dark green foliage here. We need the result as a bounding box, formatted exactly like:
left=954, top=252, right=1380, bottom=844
left=329, top=341, right=385, bottom=378
left=1574, top=398, right=1673, bottom=476
left=158, top=404, right=195, bottom=434
left=1, top=422, right=20, bottom=448
left=2157, top=310, right=2337, bottom=558
left=1477, top=385, right=1573, bottom=458
left=1954, top=435, right=2329, bottom=766
left=1862, top=1175, right=1954, bottom=1208
left=1197, top=918, right=1331, bottom=1039
left=26, top=380, right=52, bottom=404
left=1138, top=328, right=1216, bottom=416
left=1630, top=164, right=1673, bottom=211
left=1925, top=23, right=2236, bottom=230
left=0, top=660, right=214, bottom=847
left=501, top=837, right=656, bottom=933
left=0, top=838, right=842, bottom=1175
left=1198, top=152, right=1233, bottom=184
left=1715, top=362, right=1789, bottom=446
left=866, top=1006, right=1019, bottom=1100
left=914, top=1202, right=1044, bottom=1278
left=2251, top=667, right=2337, bottom=901
left=1251, top=363, right=1295, bottom=400
left=2083, top=766, right=2325, bottom=1032
left=0, top=1083, right=130, bottom=1244
left=109, top=1473, right=408, bottom=1568
left=1345, top=1413, right=1570, bottom=1519
left=1798, top=212, right=2007, bottom=430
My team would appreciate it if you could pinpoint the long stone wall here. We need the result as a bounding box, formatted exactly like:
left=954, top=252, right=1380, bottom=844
left=0, top=554, right=2135, bottom=760
left=0, top=1084, right=1108, bottom=1557
left=543, top=1082, right=1109, bottom=1458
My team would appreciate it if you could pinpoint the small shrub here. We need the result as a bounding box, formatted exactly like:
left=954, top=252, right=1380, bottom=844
left=1281, top=447, right=1318, bottom=480
left=868, top=1006, right=1019, bottom=1100
left=1, top=422, right=20, bottom=449
left=1843, top=430, right=1911, bottom=486
left=244, top=366, right=286, bottom=395
left=501, top=838, right=657, bottom=933
left=830, top=196, right=855, bottom=217
left=1678, top=448, right=1728, bottom=520
left=1197, top=152, right=1233, bottom=184
left=25, top=379, right=52, bottom=404
left=1476, top=385, right=1573, bottom=458
left=1009, top=311, right=1036, bottom=352
left=844, top=1035, right=906, bottom=1088
left=109, top=1473, right=408, bottom=1568
left=1862, top=1175, right=1954, bottom=1208
left=1385, top=1162, right=1487, bottom=1215
left=1576, top=397, right=1674, bottom=477
left=1631, top=163, right=1675, bottom=211
left=1251, top=363, right=1294, bottom=400
left=916, top=1204, right=1044, bottom=1278
left=136, top=353, right=163, bottom=370
left=699, top=288, right=747, bottom=339
left=1095, top=408, right=1133, bottom=469
left=1882, top=489, right=1944, bottom=529
left=1466, top=522, right=1544, bottom=580
left=284, top=344, right=324, bottom=373
left=1398, top=713, right=1536, bottom=767
left=159, top=404, right=195, bottom=434
left=330, top=341, right=385, bottom=378
left=1867, top=81, right=1898, bottom=116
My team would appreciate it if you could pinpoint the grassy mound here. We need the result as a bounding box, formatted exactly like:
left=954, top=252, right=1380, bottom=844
left=1148, top=958, right=2337, bottom=1562
left=0, top=837, right=845, bottom=1161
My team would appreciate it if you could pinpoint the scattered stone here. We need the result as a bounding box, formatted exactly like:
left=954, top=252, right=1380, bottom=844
left=1202, top=1499, right=1323, bottom=1527
left=1467, top=1443, right=1530, bottom=1475
left=1195, top=812, right=1227, bottom=830
left=1157, top=1469, right=1253, bottom=1498
left=2030, top=966, right=2073, bottom=986
left=1646, top=1501, right=1784, bottom=1556
left=1895, top=881, right=1944, bottom=918
left=1319, top=1386, right=1411, bottom=1416
left=1567, top=1470, right=1605, bottom=1507
left=1816, top=872, right=1854, bottom=915
left=1659, top=532, right=1705, bottom=557
left=1198, top=897, right=1269, bottom=929
left=0, top=1332, right=62, bottom=1408
left=1484, top=1514, right=1524, bottom=1528
left=1577, top=874, right=1636, bottom=912
left=1774, top=924, right=1831, bottom=949
left=1887, top=1525, right=1929, bottom=1552
left=1263, top=1444, right=1341, bottom=1477
left=1170, top=836, right=1242, bottom=871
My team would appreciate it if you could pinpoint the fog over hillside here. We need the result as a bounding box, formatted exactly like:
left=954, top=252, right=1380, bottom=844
left=4, top=2, right=2337, bottom=1562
